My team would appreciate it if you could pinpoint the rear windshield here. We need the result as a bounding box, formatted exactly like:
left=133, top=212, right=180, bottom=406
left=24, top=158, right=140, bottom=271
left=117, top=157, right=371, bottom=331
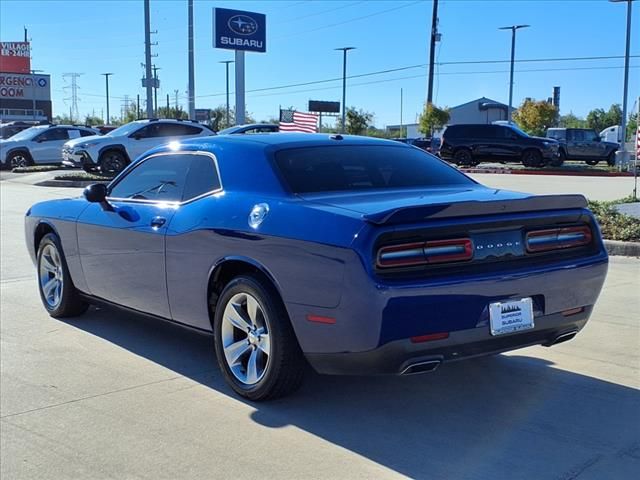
left=274, top=145, right=474, bottom=194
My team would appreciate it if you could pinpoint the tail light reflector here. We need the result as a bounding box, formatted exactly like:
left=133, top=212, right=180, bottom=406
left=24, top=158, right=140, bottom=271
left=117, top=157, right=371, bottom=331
left=526, top=225, right=592, bottom=253
left=411, top=332, right=450, bottom=343
left=377, top=238, right=472, bottom=268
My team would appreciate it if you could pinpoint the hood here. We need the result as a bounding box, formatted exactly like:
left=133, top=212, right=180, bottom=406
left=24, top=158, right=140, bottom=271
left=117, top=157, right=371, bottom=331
left=300, top=186, right=587, bottom=225
left=64, top=134, right=105, bottom=147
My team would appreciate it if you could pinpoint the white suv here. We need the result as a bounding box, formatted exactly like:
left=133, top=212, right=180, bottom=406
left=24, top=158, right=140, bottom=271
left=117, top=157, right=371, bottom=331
left=62, top=119, right=214, bottom=174
left=0, top=125, right=98, bottom=169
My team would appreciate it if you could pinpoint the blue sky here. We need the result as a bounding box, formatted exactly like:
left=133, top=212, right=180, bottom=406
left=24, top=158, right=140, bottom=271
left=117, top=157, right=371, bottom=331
left=1, top=0, right=638, bottom=126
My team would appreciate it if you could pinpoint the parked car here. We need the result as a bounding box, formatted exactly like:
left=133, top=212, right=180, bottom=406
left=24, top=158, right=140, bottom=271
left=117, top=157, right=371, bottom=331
left=391, top=137, right=439, bottom=154
left=0, top=124, right=98, bottom=169
left=62, top=118, right=215, bottom=175
left=25, top=134, right=608, bottom=400
left=0, top=121, right=41, bottom=140
left=217, top=123, right=279, bottom=135
left=439, top=124, right=560, bottom=167
left=545, top=128, right=618, bottom=166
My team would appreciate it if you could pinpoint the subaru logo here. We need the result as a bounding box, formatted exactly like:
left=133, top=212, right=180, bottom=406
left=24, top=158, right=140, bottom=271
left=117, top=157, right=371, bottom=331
left=228, top=15, right=258, bottom=36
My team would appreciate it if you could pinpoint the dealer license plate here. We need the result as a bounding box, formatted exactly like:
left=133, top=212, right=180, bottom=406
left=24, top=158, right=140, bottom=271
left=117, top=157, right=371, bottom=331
left=489, top=298, right=534, bottom=336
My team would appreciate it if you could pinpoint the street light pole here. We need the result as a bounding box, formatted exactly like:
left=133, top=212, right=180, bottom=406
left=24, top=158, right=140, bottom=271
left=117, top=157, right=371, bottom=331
left=335, top=47, right=355, bottom=134
left=30, top=69, right=43, bottom=121
left=610, top=0, right=635, bottom=169
left=101, top=73, right=113, bottom=124
left=499, top=24, right=529, bottom=123
left=219, top=60, right=234, bottom=127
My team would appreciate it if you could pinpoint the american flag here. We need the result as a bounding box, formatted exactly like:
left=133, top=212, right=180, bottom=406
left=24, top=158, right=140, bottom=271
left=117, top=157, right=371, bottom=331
left=279, top=110, right=318, bottom=133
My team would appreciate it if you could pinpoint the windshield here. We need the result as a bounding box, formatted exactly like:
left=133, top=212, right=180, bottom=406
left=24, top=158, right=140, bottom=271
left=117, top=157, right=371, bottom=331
left=274, top=145, right=474, bottom=194
left=217, top=126, right=238, bottom=135
left=508, top=124, right=529, bottom=137
left=3, top=126, right=47, bottom=142
left=106, top=122, right=143, bottom=137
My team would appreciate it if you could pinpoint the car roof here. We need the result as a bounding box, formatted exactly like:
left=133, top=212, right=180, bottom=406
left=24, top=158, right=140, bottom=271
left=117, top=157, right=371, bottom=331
left=176, top=133, right=411, bottom=150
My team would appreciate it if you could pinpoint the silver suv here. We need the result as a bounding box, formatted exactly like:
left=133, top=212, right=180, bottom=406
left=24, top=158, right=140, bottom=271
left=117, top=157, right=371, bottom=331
left=62, top=119, right=215, bottom=175
left=0, top=125, right=98, bottom=169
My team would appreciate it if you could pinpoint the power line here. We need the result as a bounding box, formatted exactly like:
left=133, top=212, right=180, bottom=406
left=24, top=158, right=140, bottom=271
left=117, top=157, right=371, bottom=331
left=274, top=1, right=423, bottom=39
left=274, top=1, right=367, bottom=25
left=438, top=54, right=640, bottom=66
left=193, top=54, right=639, bottom=99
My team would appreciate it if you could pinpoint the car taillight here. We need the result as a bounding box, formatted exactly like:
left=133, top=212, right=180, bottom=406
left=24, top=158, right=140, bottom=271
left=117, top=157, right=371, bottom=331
left=525, top=225, right=592, bottom=253
left=377, top=238, right=473, bottom=268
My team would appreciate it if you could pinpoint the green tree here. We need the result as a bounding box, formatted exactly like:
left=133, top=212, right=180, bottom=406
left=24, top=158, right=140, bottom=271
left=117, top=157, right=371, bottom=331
left=207, top=105, right=256, bottom=131
left=335, top=107, right=373, bottom=135
left=156, top=106, right=188, bottom=120
left=586, top=104, right=623, bottom=133
left=559, top=112, right=587, bottom=128
left=52, top=114, right=72, bottom=124
left=627, top=112, right=638, bottom=142
left=83, top=115, right=103, bottom=126
left=512, top=99, right=558, bottom=136
left=418, top=104, right=450, bottom=135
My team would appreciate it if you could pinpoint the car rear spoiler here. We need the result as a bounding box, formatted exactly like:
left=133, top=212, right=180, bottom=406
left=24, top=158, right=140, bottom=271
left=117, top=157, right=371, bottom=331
left=362, top=194, right=588, bottom=225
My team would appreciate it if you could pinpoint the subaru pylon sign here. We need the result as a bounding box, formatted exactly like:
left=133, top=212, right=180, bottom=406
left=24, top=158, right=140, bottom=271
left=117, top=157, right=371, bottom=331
left=214, top=8, right=266, bottom=53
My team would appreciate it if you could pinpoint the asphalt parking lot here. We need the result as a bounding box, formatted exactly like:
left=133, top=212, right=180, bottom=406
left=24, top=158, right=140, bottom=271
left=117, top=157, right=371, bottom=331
left=1, top=178, right=639, bottom=479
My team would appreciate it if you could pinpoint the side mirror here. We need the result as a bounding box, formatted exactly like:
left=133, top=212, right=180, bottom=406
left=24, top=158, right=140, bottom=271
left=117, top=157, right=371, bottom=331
left=83, top=183, right=113, bottom=211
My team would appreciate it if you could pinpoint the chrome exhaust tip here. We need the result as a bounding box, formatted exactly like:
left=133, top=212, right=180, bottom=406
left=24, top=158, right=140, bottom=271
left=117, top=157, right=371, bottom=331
left=400, top=359, right=441, bottom=375
left=545, top=329, right=579, bottom=347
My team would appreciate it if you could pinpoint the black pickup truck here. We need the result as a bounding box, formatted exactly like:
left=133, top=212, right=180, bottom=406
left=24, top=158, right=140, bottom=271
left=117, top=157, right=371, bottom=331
left=545, top=128, right=618, bottom=166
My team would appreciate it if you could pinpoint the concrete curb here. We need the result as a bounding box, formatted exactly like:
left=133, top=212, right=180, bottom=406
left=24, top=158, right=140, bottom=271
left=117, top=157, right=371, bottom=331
left=460, top=167, right=634, bottom=177
left=603, top=240, right=640, bottom=257
left=35, top=179, right=110, bottom=188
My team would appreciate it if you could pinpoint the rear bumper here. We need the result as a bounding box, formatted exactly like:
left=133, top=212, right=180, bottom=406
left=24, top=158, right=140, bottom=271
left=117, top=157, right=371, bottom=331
left=306, top=309, right=590, bottom=375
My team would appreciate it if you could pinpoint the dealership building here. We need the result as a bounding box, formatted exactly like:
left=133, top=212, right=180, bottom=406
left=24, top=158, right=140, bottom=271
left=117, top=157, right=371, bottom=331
left=0, top=41, right=52, bottom=122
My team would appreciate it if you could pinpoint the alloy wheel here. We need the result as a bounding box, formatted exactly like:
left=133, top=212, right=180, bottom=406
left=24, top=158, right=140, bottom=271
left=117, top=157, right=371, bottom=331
left=221, top=292, right=271, bottom=386
left=10, top=154, right=28, bottom=168
left=38, top=244, right=64, bottom=309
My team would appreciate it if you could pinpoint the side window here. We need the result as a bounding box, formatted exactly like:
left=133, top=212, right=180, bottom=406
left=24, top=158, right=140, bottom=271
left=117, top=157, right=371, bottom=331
left=134, top=124, right=160, bottom=138
left=68, top=129, right=82, bottom=139
left=37, top=128, right=69, bottom=142
left=80, top=129, right=95, bottom=137
left=587, top=130, right=599, bottom=141
left=109, top=154, right=192, bottom=202
left=182, top=154, right=221, bottom=201
left=572, top=130, right=585, bottom=141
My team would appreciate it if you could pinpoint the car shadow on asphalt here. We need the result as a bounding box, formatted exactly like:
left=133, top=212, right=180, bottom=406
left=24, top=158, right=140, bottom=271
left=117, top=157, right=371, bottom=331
left=64, top=305, right=640, bottom=479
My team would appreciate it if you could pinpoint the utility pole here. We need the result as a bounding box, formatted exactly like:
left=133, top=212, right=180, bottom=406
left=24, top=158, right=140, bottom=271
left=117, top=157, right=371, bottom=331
left=187, top=0, right=196, bottom=119
left=144, top=0, right=154, bottom=118
left=499, top=24, right=530, bottom=122
left=400, top=88, right=404, bottom=138
left=136, top=94, right=141, bottom=119
left=152, top=65, right=160, bottom=117
left=219, top=60, right=234, bottom=127
left=426, top=0, right=439, bottom=105
left=101, top=73, right=113, bottom=124
left=610, top=0, right=635, bottom=169
left=174, top=89, right=180, bottom=111
left=166, top=93, right=170, bottom=116
left=335, top=47, right=356, bottom=134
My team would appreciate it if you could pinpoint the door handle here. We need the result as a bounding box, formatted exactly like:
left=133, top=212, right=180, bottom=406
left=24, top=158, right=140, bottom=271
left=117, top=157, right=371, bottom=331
left=150, top=216, right=166, bottom=228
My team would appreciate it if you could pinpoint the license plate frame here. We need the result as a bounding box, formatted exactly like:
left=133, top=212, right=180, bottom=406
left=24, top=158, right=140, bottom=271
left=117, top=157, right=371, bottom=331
left=489, top=298, right=534, bottom=336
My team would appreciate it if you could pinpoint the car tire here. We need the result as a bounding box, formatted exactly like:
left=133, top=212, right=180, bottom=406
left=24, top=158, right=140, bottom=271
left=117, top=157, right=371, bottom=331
left=550, top=150, right=565, bottom=167
left=99, top=150, right=128, bottom=176
left=8, top=151, right=33, bottom=169
left=453, top=148, right=475, bottom=166
left=606, top=152, right=616, bottom=167
left=522, top=149, right=543, bottom=168
left=36, top=233, right=89, bottom=318
left=213, top=274, right=305, bottom=401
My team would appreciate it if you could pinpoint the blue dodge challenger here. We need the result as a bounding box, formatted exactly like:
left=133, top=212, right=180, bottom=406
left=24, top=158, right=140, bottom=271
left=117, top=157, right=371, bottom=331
left=25, top=134, right=608, bottom=400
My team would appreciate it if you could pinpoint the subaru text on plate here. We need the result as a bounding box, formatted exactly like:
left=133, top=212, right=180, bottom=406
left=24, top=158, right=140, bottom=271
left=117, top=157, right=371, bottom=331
left=25, top=134, right=608, bottom=400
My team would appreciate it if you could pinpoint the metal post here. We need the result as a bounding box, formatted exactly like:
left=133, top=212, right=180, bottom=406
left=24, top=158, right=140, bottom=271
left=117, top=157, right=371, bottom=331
left=620, top=0, right=633, bottom=167
left=426, top=0, right=438, bottom=105
left=234, top=50, right=245, bottom=125
left=499, top=25, right=529, bottom=123
left=219, top=60, right=233, bottom=127
left=166, top=93, right=170, bottom=115
left=335, top=47, right=355, bottom=134
left=144, top=0, right=153, bottom=118
left=101, top=73, right=112, bottom=124
left=187, top=0, right=195, bottom=119
left=31, top=71, right=36, bottom=120
left=137, top=94, right=140, bottom=119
